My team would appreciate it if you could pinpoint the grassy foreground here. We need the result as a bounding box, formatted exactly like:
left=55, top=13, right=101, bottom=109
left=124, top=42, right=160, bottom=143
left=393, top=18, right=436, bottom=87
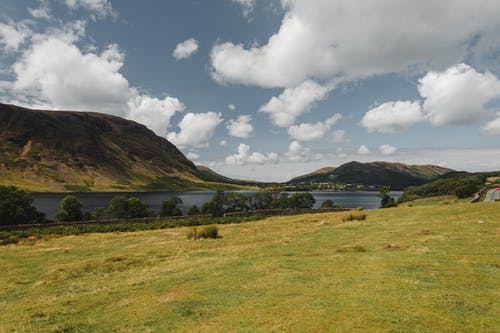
left=0, top=201, right=499, bottom=332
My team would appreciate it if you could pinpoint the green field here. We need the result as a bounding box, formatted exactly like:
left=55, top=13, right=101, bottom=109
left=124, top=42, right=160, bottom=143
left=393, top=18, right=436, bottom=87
left=1, top=200, right=499, bottom=332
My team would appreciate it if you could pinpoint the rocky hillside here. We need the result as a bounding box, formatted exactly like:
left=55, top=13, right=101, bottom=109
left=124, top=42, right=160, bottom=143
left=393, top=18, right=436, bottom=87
left=289, top=161, right=454, bottom=190
left=0, top=103, right=245, bottom=192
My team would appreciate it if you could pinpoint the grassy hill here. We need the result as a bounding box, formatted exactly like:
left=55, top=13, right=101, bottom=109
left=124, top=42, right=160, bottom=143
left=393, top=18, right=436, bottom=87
left=398, top=171, right=500, bottom=202
left=0, top=200, right=498, bottom=332
left=0, top=103, right=249, bottom=192
left=289, top=161, right=454, bottom=190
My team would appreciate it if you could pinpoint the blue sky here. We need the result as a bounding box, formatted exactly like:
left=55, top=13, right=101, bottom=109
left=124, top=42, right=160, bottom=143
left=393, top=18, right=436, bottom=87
left=1, top=0, right=500, bottom=181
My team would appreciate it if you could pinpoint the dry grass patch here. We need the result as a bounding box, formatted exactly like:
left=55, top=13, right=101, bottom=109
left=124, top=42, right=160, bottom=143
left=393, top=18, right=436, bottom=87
left=336, top=245, right=367, bottom=253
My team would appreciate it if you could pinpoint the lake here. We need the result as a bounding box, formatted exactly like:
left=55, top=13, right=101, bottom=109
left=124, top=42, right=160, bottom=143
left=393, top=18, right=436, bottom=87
left=32, top=191, right=402, bottom=219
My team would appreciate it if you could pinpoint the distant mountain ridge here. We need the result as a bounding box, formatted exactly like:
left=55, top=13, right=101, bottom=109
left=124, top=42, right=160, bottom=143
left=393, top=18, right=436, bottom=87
left=0, top=103, right=247, bottom=192
left=289, top=161, right=454, bottom=190
left=1, top=103, right=454, bottom=192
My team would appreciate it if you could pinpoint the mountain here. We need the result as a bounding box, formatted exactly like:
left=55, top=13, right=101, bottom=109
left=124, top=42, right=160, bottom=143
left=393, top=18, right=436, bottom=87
left=0, top=103, right=248, bottom=192
left=289, top=161, right=454, bottom=190
left=289, top=167, right=336, bottom=183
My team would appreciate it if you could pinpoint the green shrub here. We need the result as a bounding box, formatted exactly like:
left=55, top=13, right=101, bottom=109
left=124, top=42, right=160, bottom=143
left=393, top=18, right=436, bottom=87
left=187, top=225, right=219, bottom=240
left=55, top=195, right=84, bottom=222
left=342, top=213, right=367, bottom=222
left=0, top=185, right=45, bottom=225
left=320, top=199, right=335, bottom=209
left=107, top=196, right=150, bottom=219
left=188, top=205, right=200, bottom=215
left=378, top=187, right=397, bottom=208
left=160, top=196, right=183, bottom=217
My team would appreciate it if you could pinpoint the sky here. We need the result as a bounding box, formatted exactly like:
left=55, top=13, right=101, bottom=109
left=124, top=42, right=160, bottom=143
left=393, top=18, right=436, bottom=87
left=1, top=0, right=500, bottom=182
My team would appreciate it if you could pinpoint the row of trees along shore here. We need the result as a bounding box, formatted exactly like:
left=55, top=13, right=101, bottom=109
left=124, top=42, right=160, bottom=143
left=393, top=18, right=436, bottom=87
left=0, top=186, right=397, bottom=225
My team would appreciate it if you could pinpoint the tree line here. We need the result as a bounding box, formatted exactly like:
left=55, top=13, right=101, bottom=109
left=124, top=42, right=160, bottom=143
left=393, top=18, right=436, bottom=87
left=1, top=185, right=398, bottom=226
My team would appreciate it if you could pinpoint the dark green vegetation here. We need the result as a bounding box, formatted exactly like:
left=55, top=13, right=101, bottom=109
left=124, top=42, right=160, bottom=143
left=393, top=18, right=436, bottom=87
left=398, top=171, right=500, bottom=203
left=288, top=161, right=453, bottom=190
left=201, top=190, right=316, bottom=217
left=160, top=196, right=183, bottom=217
left=1, top=200, right=498, bottom=331
left=341, top=213, right=367, bottom=222
left=0, top=185, right=45, bottom=225
left=186, top=225, right=219, bottom=240
left=0, top=103, right=254, bottom=192
left=54, top=195, right=84, bottom=222
left=378, top=187, right=397, bottom=208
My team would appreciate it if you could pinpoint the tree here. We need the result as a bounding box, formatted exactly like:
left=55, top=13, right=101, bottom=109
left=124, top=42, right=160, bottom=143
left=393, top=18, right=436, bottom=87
left=248, top=191, right=275, bottom=210
left=160, top=196, right=183, bottom=217
left=378, top=187, right=397, bottom=208
left=224, top=192, right=249, bottom=212
left=202, top=190, right=226, bottom=217
left=125, top=197, right=150, bottom=218
left=55, top=195, right=84, bottom=222
left=288, top=192, right=316, bottom=209
left=107, top=196, right=150, bottom=219
left=188, top=205, right=200, bottom=216
left=320, top=199, right=335, bottom=209
left=89, top=207, right=107, bottom=220
left=0, top=185, right=45, bottom=225
left=107, top=195, right=129, bottom=219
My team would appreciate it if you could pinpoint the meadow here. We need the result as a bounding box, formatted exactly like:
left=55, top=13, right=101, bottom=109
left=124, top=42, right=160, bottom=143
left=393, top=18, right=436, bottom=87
left=0, top=199, right=498, bottom=332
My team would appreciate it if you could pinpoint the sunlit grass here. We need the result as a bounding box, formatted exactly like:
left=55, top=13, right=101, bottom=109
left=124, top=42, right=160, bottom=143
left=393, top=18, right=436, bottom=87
left=0, top=201, right=498, bottom=332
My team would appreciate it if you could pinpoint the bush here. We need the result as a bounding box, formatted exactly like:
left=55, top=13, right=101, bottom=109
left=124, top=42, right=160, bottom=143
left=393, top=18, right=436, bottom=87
left=160, top=196, right=183, bottom=217
left=55, top=195, right=84, bottom=222
left=378, top=187, right=397, bottom=208
left=187, top=225, right=219, bottom=240
left=202, top=190, right=225, bottom=217
left=89, top=207, right=107, bottom=220
left=107, top=196, right=150, bottom=219
left=188, top=205, right=200, bottom=215
left=320, top=199, right=334, bottom=209
left=342, top=213, right=367, bottom=222
left=0, top=185, right=45, bottom=225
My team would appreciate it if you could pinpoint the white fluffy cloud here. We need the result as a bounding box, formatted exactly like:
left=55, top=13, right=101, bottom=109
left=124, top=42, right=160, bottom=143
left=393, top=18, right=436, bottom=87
left=226, top=115, right=253, bottom=138
left=127, top=95, right=185, bottom=136
left=259, top=80, right=329, bottom=127
left=482, top=113, right=500, bottom=135
left=65, top=0, right=115, bottom=19
left=172, top=38, right=199, bottom=60
left=167, top=112, right=223, bottom=148
left=211, top=0, right=500, bottom=89
left=358, top=145, right=370, bottom=155
left=0, top=21, right=31, bottom=50
left=225, top=143, right=278, bottom=165
left=4, top=22, right=186, bottom=138
left=419, top=64, right=500, bottom=126
left=13, top=37, right=131, bottom=114
left=227, top=103, right=236, bottom=111
left=287, top=113, right=342, bottom=141
left=219, top=139, right=228, bottom=147
left=331, top=130, right=347, bottom=143
left=360, top=101, right=423, bottom=133
left=286, top=140, right=311, bottom=162
left=379, top=144, right=397, bottom=155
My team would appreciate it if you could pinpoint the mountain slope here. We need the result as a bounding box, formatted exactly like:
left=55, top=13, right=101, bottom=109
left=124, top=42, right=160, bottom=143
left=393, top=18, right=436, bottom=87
left=0, top=103, right=245, bottom=192
left=289, top=161, right=454, bottom=190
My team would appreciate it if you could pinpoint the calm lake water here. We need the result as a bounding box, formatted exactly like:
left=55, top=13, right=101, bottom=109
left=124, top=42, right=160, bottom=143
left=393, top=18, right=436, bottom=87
left=32, top=191, right=402, bottom=219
